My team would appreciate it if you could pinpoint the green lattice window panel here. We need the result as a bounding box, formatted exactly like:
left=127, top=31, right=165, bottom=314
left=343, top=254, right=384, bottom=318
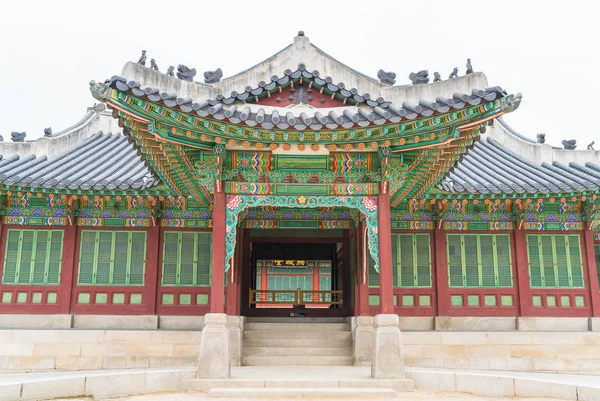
left=162, top=231, right=212, bottom=286
left=267, top=275, right=313, bottom=291
left=393, top=234, right=432, bottom=288
left=320, top=275, right=331, bottom=291
left=527, top=234, right=584, bottom=288
left=595, top=245, right=600, bottom=289
left=2, top=229, right=63, bottom=285
left=447, top=234, right=513, bottom=288
left=78, top=231, right=146, bottom=286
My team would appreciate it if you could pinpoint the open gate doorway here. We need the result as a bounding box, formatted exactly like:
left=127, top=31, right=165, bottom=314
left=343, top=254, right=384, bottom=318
left=240, top=232, right=352, bottom=317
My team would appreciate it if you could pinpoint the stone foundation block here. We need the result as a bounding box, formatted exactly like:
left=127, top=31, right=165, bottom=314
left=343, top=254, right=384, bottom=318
left=406, top=370, right=456, bottom=391
left=515, top=378, right=577, bottom=400
left=435, top=316, right=516, bottom=331
left=197, top=313, right=230, bottom=379
left=455, top=372, right=514, bottom=397
left=353, top=316, right=374, bottom=366
left=227, top=315, right=242, bottom=367
left=589, top=317, right=600, bottom=332
left=144, top=369, right=195, bottom=393
left=578, top=386, right=600, bottom=401
left=399, top=317, right=434, bottom=331
left=21, top=376, right=86, bottom=401
left=0, top=314, right=73, bottom=329
left=159, top=315, right=204, bottom=330
left=371, top=314, right=405, bottom=379
left=517, top=317, right=589, bottom=332
left=85, top=371, right=146, bottom=398
left=73, top=315, right=158, bottom=329
left=0, top=383, right=21, bottom=401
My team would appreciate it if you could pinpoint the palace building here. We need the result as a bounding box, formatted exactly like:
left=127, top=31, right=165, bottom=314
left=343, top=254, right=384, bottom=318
left=1, top=32, right=599, bottom=331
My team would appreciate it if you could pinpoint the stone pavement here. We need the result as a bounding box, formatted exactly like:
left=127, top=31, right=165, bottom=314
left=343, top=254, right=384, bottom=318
left=55, top=392, right=574, bottom=401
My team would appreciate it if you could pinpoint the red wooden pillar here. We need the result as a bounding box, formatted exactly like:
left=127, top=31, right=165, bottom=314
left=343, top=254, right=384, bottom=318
left=513, top=228, right=532, bottom=316
left=434, top=228, right=449, bottom=316
left=210, top=183, right=226, bottom=313
left=226, top=228, right=241, bottom=315
left=356, top=222, right=370, bottom=315
left=378, top=191, right=394, bottom=314
left=145, top=225, right=160, bottom=315
left=583, top=229, right=600, bottom=317
left=61, top=224, right=78, bottom=314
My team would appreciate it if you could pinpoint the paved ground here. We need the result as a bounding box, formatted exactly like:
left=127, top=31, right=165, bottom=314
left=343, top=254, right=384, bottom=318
left=52, top=392, right=574, bottom=401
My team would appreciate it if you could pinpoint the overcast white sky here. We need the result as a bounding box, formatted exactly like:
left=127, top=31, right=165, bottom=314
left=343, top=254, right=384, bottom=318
left=1, top=0, right=598, bottom=147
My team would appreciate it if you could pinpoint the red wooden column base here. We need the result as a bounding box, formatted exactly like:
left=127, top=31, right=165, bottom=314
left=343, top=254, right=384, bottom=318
left=61, top=224, right=78, bottom=314
left=514, top=228, right=532, bottom=316
left=356, top=223, right=370, bottom=316
left=377, top=190, right=394, bottom=314
left=210, top=183, right=226, bottom=313
left=434, top=228, right=449, bottom=316
left=145, top=225, right=160, bottom=315
left=584, top=229, right=600, bottom=317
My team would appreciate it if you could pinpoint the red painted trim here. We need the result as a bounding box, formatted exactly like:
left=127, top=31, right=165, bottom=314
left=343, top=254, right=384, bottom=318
left=210, top=184, right=226, bottom=313
left=584, top=229, right=600, bottom=317
left=378, top=191, right=394, bottom=314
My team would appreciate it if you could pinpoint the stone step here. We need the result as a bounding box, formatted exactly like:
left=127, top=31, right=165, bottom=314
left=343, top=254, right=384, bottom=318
left=243, top=330, right=352, bottom=340
left=244, top=322, right=351, bottom=332
left=242, top=355, right=353, bottom=366
left=246, top=317, right=348, bottom=323
left=243, top=346, right=352, bottom=357
left=207, top=387, right=398, bottom=398
left=243, top=338, right=352, bottom=348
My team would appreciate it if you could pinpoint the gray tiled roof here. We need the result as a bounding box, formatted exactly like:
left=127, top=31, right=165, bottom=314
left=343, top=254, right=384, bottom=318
left=438, top=137, right=600, bottom=195
left=106, top=64, right=507, bottom=131
left=0, top=131, right=159, bottom=191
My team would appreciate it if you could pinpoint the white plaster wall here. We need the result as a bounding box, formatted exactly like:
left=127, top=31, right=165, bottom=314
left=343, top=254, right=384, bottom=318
left=488, top=119, right=600, bottom=166
left=0, top=111, right=119, bottom=158
left=121, top=35, right=490, bottom=105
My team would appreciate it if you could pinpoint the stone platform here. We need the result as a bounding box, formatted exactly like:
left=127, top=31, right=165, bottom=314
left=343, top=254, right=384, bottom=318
left=1, top=366, right=600, bottom=400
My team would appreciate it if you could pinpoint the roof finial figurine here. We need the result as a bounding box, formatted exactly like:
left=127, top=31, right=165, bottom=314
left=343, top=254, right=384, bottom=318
left=204, top=68, right=223, bottom=84
left=536, top=133, right=546, bottom=144
left=137, top=50, right=147, bottom=66
left=562, top=139, right=577, bottom=150
left=449, top=67, right=459, bottom=79
left=588, top=141, right=595, bottom=150
left=44, top=127, right=52, bottom=137
left=176, top=64, right=196, bottom=82
left=150, top=59, right=159, bottom=71
left=409, top=70, right=429, bottom=85
left=433, top=72, right=441, bottom=82
left=11, top=132, right=26, bottom=142
left=377, top=69, right=396, bottom=85
left=297, top=31, right=305, bottom=36
left=466, top=58, right=474, bottom=74
left=166, top=66, right=174, bottom=77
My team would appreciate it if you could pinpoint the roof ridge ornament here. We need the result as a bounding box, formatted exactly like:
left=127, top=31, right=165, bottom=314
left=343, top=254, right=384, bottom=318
left=89, top=80, right=111, bottom=102
left=449, top=67, right=459, bottom=79
left=466, top=58, right=474, bottom=75
left=409, top=70, right=429, bottom=85
left=176, top=65, right=196, bottom=82
left=11, top=132, right=26, bottom=142
left=588, top=141, right=595, bottom=150
left=377, top=69, right=396, bottom=85
left=500, top=93, right=522, bottom=113
left=204, top=68, right=223, bottom=84
left=562, top=139, right=577, bottom=150
left=137, top=50, right=147, bottom=66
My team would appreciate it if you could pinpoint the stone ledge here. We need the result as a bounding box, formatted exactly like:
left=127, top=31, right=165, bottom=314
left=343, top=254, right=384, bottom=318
left=399, top=317, right=434, bottom=331
left=517, top=317, right=590, bottom=331
left=0, top=314, right=73, bottom=329
left=435, top=317, right=516, bottom=331
left=159, top=315, right=204, bottom=330
left=73, top=315, right=158, bottom=330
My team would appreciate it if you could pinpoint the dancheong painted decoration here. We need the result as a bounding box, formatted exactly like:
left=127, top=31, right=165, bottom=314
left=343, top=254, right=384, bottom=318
left=0, top=32, right=599, bottom=320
